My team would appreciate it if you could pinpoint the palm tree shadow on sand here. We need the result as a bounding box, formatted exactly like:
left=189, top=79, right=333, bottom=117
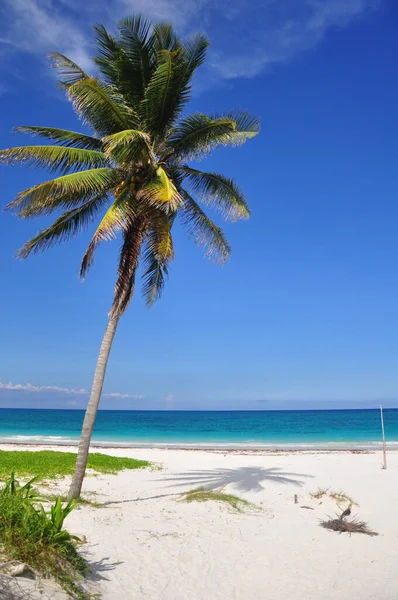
left=161, top=466, right=313, bottom=493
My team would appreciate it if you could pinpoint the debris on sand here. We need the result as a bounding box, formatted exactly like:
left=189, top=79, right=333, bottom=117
left=320, top=516, right=378, bottom=536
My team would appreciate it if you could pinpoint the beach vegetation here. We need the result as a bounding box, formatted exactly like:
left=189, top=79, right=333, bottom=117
left=328, top=490, right=358, bottom=506
left=0, top=450, right=150, bottom=480
left=43, top=493, right=102, bottom=508
left=310, top=487, right=329, bottom=500
left=310, top=487, right=358, bottom=506
left=181, top=487, right=253, bottom=512
left=0, top=14, right=259, bottom=499
left=0, top=474, right=92, bottom=599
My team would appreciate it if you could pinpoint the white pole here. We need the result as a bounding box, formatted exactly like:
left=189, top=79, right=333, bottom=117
left=380, top=404, right=387, bottom=470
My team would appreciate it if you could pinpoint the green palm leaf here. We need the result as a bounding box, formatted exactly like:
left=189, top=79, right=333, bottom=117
left=141, top=48, right=190, bottom=140
left=16, top=194, right=110, bottom=258
left=7, top=168, right=117, bottom=217
left=67, top=77, right=136, bottom=135
left=151, top=23, right=181, bottom=54
left=178, top=166, right=250, bottom=221
left=102, top=129, right=152, bottom=163
left=180, top=189, right=231, bottom=263
left=214, top=110, right=260, bottom=144
left=164, top=113, right=236, bottom=161
left=50, top=52, right=89, bottom=86
left=138, top=166, right=183, bottom=213
left=181, top=34, right=209, bottom=73
left=0, top=146, right=107, bottom=174
left=80, top=189, right=135, bottom=278
left=117, top=16, right=153, bottom=100
left=142, top=49, right=174, bottom=139
left=14, top=126, right=102, bottom=150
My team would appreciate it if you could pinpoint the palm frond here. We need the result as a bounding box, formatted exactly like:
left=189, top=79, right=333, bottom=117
left=110, top=216, right=147, bottom=317
left=178, top=166, right=250, bottom=221
left=142, top=211, right=174, bottom=306
left=67, top=77, right=137, bottom=135
left=180, top=189, right=230, bottom=263
left=49, top=53, right=89, bottom=86
left=164, top=113, right=236, bottom=161
left=141, top=49, right=174, bottom=139
left=215, top=109, right=260, bottom=144
left=102, top=129, right=152, bottom=163
left=181, top=33, right=209, bottom=72
left=7, top=168, right=117, bottom=217
left=0, top=146, right=107, bottom=174
left=141, top=48, right=191, bottom=139
left=151, top=23, right=180, bottom=54
left=94, top=25, right=128, bottom=84
left=138, top=166, right=183, bottom=213
left=94, top=24, right=143, bottom=109
left=117, top=16, right=153, bottom=100
left=162, top=34, right=209, bottom=133
left=13, top=126, right=102, bottom=150
left=80, top=189, right=135, bottom=278
left=16, top=194, right=109, bottom=258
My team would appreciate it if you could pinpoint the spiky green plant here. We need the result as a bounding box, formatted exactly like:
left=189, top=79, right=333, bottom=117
left=1, top=15, right=259, bottom=499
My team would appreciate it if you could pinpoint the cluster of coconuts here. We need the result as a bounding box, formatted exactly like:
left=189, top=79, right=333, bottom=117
left=114, top=163, right=148, bottom=199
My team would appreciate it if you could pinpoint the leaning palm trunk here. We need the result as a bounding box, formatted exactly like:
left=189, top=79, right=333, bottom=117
left=68, top=316, right=119, bottom=499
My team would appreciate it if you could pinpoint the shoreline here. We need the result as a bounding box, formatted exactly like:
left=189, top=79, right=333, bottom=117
left=1, top=441, right=396, bottom=454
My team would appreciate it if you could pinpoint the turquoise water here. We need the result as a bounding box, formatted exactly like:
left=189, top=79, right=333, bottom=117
left=0, top=408, right=397, bottom=449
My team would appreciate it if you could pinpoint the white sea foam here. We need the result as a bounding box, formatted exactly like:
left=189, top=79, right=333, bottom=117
left=0, top=435, right=77, bottom=444
left=1, top=436, right=398, bottom=450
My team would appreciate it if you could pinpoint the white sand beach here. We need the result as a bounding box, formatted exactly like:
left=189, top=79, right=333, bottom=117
left=1, top=445, right=398, bottom=600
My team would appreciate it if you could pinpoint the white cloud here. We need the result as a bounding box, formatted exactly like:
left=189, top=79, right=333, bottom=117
left=103, top=392, right=145, bottom=399
left=0, top=378, right=144, bottom=399
left=0, top=378, right=87, bottom=394
left=164, top=394, right=175, bottom=409
left=0, top=0, right=93, bottom=71
left=0, top=0, right=378, bottom=83
left=208, top=0, right=377, bottom=80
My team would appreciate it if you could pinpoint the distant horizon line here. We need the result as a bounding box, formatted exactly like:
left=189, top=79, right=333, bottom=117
left=0, top=407, right=397, bottom=412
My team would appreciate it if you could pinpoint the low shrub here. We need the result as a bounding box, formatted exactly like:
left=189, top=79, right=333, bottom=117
left=0, top=473, right=91, bottom=599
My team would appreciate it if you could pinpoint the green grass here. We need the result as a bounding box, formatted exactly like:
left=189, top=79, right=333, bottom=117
left=181, top=487, right=252, bottom=512
left=0, top=450, right=151, bottom=480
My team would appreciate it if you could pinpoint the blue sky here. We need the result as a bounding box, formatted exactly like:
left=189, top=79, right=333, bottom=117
left=0, top=0, right=397, bottom=410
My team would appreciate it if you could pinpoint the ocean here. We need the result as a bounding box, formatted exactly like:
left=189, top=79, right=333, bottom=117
left=0, top=408, right=397, bottom=449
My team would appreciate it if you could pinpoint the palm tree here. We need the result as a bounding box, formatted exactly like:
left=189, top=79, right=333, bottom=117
left=1, top=16, right=259, bottom=499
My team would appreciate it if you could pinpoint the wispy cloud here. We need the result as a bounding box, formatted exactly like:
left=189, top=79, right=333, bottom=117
left=0, top=379, right=87, bottom=394
left=0, top=378, right=143, bottom=399
left=164, top=394, right=175, bottom=409
left=0, top=0, right=93, bottom=71
left=103, top=392, right=145, bottom=399
left=207, top=0, right=378, bottom=80
left=0, top=0, right=378, bottom=83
